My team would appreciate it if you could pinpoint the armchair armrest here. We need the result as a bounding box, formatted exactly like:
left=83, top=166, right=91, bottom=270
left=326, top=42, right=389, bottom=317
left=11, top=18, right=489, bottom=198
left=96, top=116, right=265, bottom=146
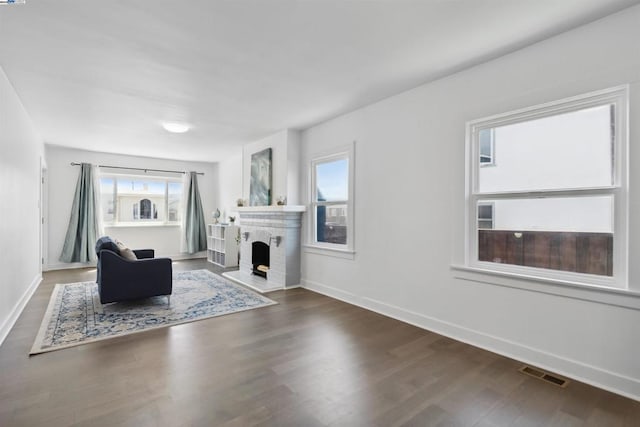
left=133, top=249, right=155, bottom=259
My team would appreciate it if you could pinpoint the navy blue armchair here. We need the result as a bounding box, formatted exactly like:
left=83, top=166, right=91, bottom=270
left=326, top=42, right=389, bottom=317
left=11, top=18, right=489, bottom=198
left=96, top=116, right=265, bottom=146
left=95, top=237, right=172, bottom=304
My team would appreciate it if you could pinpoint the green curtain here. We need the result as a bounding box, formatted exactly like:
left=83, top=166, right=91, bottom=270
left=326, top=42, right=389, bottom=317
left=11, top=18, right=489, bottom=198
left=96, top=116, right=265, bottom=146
left=60, top=163, right=100, bottom=263
left=184, top=171, right=207, bottom=254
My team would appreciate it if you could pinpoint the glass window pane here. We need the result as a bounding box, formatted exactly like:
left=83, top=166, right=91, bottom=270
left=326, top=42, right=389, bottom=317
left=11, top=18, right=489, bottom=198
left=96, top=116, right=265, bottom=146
left=316, top=158, right=348, bottom=202
left=99, top=177, right=115, bottom=222
left=479, top=129, right=494, bottom=164
left=478, top=104, right=614, bottom=193
left=116, top=178, right=166, bottom=222
left=168, top=181, right=182, bottom=222
left=483, top=196, right=612, bottom=233
left=478, top=203, right=494, bottom=229
left=478, top=196, right=613, bottom=276
left=316, top=204, right=347, bottom=245
left=478, top=204, right=493, bottom=220
left=116, top=178, right=165, bottom=195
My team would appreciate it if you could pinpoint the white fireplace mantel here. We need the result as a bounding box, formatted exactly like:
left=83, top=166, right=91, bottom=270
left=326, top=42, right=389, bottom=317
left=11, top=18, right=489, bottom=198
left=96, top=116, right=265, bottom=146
left=223, top=205, right=305, bottom=293
left=236, top=205, right=306, bottom=213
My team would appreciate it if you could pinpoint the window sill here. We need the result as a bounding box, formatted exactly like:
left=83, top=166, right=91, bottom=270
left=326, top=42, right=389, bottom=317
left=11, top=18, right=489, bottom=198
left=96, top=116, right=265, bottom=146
left=451, top=264, right=640, bottom=310
left=303, top=244, right=355, bottom=260
left=104, top=223, right=181, bottom=228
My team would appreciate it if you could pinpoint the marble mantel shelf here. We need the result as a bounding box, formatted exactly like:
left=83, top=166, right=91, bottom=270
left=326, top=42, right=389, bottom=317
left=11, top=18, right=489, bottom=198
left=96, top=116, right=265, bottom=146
left=236, top=205, right=306, bottom=213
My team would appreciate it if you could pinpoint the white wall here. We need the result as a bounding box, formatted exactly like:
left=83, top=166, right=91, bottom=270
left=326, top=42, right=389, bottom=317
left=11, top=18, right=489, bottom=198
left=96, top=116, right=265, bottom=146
left=300, top=6, right=640, bottom=399
left=0, top=67, right=44, bottom=344
left=242, top=129, right=301, bottom=206
left=217, top=149, right=243, bottom=222
left=46, top=145, right=219, bottom=269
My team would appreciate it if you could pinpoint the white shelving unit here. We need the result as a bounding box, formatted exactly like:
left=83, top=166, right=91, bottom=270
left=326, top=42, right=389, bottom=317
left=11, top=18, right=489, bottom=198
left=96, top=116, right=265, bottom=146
left=207, top=223, right=239, bottom=267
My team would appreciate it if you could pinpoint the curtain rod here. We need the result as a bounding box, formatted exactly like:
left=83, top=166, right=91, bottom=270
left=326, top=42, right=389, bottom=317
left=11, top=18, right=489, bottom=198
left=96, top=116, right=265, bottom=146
left=70, top=162, right=204, bottom=176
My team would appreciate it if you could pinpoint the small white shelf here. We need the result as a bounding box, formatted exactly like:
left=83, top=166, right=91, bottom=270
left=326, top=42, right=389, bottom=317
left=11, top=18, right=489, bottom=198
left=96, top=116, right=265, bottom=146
left=206, top=223, right=239, bottom=267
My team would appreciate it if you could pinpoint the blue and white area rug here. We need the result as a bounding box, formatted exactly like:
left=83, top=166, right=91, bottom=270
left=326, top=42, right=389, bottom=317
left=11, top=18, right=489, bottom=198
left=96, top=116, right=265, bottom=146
left=30, top=269, right=276, bottom=355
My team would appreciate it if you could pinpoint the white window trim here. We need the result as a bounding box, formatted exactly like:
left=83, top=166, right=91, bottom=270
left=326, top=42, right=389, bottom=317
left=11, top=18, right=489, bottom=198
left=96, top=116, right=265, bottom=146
left=464, top=85, right=629, bottom=290
left=100, top=172, right=183, bottom=227
left=306, top=141, right=355, bottom=256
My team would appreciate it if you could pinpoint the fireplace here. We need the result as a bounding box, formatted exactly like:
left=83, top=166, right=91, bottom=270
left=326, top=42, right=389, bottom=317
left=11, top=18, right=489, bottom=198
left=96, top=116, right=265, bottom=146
left=222, top=206, right=305, bottom=293
left=252, top=241, right=270, bottom=278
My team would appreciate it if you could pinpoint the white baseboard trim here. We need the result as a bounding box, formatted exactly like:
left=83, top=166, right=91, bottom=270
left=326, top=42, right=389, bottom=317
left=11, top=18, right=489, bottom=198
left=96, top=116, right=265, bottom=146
left=301, top=278, right=640, bottom=402
left=0, top=274, right=42, bottom=347
left=45, top=253, right=207, bottom=271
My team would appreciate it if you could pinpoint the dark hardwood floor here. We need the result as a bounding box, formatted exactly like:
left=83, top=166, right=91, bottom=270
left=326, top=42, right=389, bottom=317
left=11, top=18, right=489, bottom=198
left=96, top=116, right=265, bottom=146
left=0, top=259, right=638, bottom=426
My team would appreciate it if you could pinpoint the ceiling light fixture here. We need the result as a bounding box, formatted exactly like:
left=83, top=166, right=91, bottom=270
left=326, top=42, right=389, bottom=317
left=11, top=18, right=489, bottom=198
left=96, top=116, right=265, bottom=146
left=162, top=122, right=190, bottom=134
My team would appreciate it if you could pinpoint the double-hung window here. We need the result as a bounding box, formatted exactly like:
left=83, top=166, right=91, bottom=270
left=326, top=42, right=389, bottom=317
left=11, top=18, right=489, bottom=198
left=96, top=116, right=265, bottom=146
left=100, top=174, right=183, bottom=226
left=466, top=86, right=628, bottom=288
left=309, top=143, right=355, bottom=253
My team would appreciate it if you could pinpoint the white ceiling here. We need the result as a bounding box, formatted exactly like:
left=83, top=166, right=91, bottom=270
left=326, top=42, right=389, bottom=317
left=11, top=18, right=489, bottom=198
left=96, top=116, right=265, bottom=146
left=0, top=0, right=638, bottom=162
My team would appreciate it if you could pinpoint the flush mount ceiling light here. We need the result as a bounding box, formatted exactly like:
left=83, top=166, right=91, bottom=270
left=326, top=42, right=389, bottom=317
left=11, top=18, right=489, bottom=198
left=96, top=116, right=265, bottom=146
left=162, top=122, right=190, bottom=133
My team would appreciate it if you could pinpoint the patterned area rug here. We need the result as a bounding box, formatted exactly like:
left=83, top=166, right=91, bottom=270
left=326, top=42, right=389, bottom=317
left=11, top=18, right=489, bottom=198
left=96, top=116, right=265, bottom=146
left=30, top=269, right=276, bottom=355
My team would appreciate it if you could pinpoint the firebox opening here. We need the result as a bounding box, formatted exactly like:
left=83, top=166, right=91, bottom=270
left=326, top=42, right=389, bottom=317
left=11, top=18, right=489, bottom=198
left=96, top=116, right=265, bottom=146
left=252, top=241, right=270, bottom=278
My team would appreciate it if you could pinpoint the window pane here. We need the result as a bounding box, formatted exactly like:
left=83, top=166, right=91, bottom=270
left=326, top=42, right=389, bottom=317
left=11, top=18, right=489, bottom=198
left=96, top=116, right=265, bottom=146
left=478, top=104, right=613, bottom=193
left=483, top=196, right=612, bottom=232
left=478, top=196, right=613, bottom=276
left=477, top=202, right=494, bottom=229
left=116, top=178, right=166, bottom=222
left=478, top=204, right=493, bottom=220
left=316, top=204, right=347, bottom=244
left=168, top=181, right=182, bottom=222
left=479, top=129, right=493, bottom=164
left=316, top=158, right=348, bottom=202
left=99, top=178, right=115, bottom=222
left=117, top=178, right=165, bottom=195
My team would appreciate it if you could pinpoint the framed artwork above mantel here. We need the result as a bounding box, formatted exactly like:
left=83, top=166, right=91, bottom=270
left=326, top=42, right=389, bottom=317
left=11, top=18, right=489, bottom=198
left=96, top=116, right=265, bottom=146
left=249, top=147, right=272, bottom=206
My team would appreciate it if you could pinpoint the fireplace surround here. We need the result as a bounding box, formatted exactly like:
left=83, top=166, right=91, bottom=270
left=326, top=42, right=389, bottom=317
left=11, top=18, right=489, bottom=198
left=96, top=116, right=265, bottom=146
left=223, top=206, right=305, bottom=293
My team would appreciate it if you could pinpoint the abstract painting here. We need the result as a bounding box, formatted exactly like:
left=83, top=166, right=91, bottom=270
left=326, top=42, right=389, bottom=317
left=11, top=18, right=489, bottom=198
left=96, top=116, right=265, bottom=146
left=250, top=148, right=272, bottom=206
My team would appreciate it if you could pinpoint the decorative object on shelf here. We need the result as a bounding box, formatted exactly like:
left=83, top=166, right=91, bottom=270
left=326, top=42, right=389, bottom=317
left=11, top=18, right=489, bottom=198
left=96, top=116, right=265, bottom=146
left=250, top=147, right=272, bottom=206
left=212, top=208, right=221, bottom=224
left=236, top=198, right=244, bottom=207
left=276, top=195, right=287, bottom=206
left=229, top=216, right=236, bottom=223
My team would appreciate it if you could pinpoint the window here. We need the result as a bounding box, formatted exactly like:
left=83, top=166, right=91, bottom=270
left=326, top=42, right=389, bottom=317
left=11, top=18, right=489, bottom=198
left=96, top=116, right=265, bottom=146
left=477, top=202, right=494, bottom=230
left=309, top=143, right=355, bottom=252
left=479, top=129, right=495, bottom=165
left=100, top=175, right=183, bottom=225
left=466, top=86, right=628, bottom=288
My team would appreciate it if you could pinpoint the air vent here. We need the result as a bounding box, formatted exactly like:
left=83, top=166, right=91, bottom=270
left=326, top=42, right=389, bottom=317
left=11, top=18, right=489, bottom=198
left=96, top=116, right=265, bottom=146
left=519, top=365, right=569, bottom=388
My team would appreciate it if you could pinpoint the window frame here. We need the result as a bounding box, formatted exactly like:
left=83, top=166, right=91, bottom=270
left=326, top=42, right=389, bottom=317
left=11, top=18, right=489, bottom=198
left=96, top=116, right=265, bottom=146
left=307, top=142, right=355, bottom=255
left=465, top=86, right=628, bottom=289
left=99, top=173, right=183, bottom=227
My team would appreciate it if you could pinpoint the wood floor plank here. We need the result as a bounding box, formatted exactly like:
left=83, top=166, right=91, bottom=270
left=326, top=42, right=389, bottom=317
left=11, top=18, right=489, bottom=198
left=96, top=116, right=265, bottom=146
left=0, top=259, right=638, bottom=426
